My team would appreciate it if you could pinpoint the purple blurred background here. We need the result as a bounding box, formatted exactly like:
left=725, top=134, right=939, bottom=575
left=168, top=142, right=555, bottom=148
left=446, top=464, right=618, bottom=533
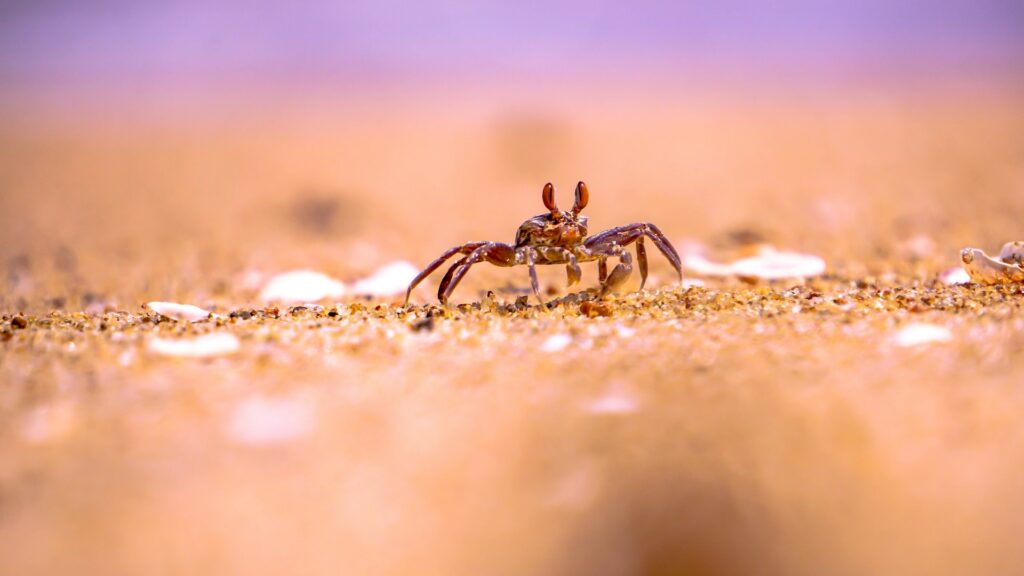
left=2, top=0, right=1022, bottom=105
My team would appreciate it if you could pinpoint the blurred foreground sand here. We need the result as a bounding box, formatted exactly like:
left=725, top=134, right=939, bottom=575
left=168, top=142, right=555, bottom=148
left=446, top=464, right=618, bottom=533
left=1, top=85, right=1024, bottom=575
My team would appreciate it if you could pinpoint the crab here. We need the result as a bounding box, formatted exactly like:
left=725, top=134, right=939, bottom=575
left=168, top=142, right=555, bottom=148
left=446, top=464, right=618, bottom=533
left=404, top=181, right=683, bottom=306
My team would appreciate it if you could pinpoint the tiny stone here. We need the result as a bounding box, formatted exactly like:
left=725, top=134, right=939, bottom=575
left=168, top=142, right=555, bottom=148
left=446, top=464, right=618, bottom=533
left=580, top=301, right=613, bottom=318
left=11, top=316, right=28, bottom=329
left=411, top=317, right=435, bottom=332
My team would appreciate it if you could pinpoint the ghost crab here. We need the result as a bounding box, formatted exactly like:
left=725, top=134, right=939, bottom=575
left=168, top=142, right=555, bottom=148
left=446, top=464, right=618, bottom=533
left=405, top=181, right=683, bottom=306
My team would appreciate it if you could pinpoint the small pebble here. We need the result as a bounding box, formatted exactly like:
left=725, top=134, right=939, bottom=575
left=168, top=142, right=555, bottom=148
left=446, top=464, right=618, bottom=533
left=580, top=301, right=613, bottom=317
left=411, top=317, right=435, bottom=332
left=11, top=316, right=28, bottom=329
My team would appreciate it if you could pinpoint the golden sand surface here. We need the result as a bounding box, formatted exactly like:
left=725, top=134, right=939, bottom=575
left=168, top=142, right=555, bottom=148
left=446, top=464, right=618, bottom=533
left=1, top=87, right=1024, bottom=574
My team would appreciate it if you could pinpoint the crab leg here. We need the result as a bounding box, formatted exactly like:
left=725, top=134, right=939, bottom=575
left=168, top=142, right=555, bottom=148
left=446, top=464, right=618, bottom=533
left=566, top=257, right=582, bottom=287
left=594, top=249, right=632, bottom=295
left=636, top=236, right=649, bottom=289
left=436, top=257, right=469, bottom=302
left=405, top=242, right=489, bottom=304
left=523, top=248, right=545, bottom=306
left=439, top=243, right=517, bottom=305
left=643, top=222, right=682, bottom=281
left=585, top=223, right=682, bottom=283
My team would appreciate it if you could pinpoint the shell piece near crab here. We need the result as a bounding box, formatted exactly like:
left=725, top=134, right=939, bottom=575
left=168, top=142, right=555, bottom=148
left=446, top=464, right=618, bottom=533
left=960, top=247, right=1024, bottom=284
left=998, top=241, right=1024, bottom=266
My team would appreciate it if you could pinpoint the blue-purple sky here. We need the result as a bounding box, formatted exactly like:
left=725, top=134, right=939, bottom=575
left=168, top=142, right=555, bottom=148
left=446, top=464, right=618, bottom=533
left=2, top=0, right=1022, bottom=93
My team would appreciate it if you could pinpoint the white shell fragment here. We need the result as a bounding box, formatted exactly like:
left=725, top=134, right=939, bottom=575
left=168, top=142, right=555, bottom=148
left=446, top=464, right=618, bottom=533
left=940, top=267, right=971, bottom=286
left=21, top=402, right=77, bottom=444
left=683, top=245, right=826, bottom=280
left=960, top=247, right=1024, bottom=285
left=146, top=301, right=211, bottom=322
left=148, top=332, right=241, bottom=358
left=893, top=323, right=953, bottom=347
left=351, top=261, right=419, bottom=297
left=228, top=395, right=314, bottom=445
left=584, top=382, right=640, bottom=415
left=540, top=333, right=573, bottom=353
left=259, top=270, right=346, bottom=303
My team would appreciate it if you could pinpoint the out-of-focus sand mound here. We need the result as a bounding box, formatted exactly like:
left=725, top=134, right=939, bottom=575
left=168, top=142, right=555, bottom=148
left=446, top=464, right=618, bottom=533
left=2, top=85, right=1024, bottom=575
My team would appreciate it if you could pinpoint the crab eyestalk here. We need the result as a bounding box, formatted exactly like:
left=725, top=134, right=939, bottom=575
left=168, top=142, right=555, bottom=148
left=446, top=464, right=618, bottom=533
left=572, top=181, right=589, bottom=215
left=542, top=182, right=559, bottom=214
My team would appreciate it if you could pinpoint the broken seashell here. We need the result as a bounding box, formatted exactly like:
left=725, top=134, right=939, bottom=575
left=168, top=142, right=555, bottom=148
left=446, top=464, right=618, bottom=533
left=680, top=253, right=735, bottom=277
left=960, top=247, right=1024, bottom=285
left=350, top=261, right=419, bottom=297
left=259, top=270, right=346, bottom=303
left=146, top=301, right=211, bottom=322
left=683, top=245, right=825, bottom=280
left=999, top=241, right=1024, bottom=266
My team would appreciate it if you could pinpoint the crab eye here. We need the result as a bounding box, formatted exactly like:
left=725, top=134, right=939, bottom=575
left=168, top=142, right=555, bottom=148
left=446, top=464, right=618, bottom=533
left=573, top=181, right=589, bottom=214
left=542, top=183, right=558, bottom=213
